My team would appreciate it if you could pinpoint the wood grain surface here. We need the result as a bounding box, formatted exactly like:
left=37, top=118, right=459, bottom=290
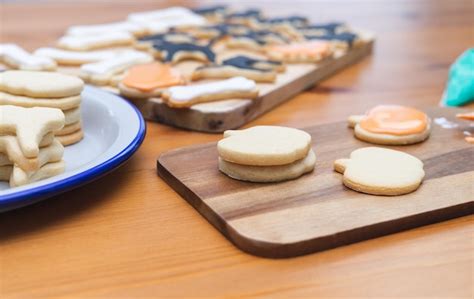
left=158, top=107, right=474, bottom=258
left=1, top=0, right=473, bottom=298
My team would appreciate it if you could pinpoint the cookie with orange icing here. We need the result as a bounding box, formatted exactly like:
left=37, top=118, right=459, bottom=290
left=118, top=62, right=185, bottom=99
left=265, top=41, right=333, bottom=63
left=456, top=112, right=474, bottom=144
left=348, top=105, right=431, bottom=145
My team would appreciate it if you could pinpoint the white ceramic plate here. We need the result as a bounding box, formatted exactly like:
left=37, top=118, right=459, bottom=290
left=0, top=86, right=146, bottom=211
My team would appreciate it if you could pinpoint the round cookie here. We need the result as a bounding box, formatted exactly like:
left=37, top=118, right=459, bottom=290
left=334, top=147, right=425, bottom=196
left=218, top=126, right=312, bottom=166
left=0, top=70, right=84, bottom=98
left=349, top=105, right=431, bottom=145
left=56, top=129, right=84, bottom=146
left=219, top=149, right=316, bottom=182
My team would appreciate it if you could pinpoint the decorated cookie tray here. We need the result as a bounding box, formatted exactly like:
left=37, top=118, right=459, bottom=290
left=0, top=5, right=374, bottom=133
left=157, top=107, right=473, bottom=258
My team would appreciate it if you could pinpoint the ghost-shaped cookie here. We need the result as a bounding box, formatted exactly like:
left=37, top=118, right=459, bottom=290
left=334, top=147, right=425, bottom=196
left=348, top=105, right=431, bottom=145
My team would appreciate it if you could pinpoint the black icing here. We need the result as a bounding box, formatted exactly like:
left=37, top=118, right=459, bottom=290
left=152, top=41, right=216, bottom=62
left=228, top=9, right=261, bottom=19
left=139, top=33, right=195, bottom=42
left=298, top=22, right=346, bottom=33
left=259, top=16, right=308, bottom=25
left=192, top=5, right=227, bottom=15
left=222, top=55, right=281, bottom=71
left=228, top=29, right=288, bottom=45
left=305, top=32, right=358, bottom=46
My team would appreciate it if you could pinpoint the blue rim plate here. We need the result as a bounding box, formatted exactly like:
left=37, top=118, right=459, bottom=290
left=0, top=86, right=146, bottom=212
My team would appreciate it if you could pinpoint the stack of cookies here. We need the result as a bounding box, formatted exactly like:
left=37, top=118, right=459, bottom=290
left=217, top=126, right=316, bottom=182
left=0, top=70, right=85, bottom=146
left=0, top=105, right=66, bottom=187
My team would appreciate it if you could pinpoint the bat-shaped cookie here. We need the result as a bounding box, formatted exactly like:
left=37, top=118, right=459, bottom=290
left=192, top=55, right=285, bottom=82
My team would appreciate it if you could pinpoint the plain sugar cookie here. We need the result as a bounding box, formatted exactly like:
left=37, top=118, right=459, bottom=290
left=349, top=105, right=431, bottom=145
left=219, top=149, right=316, bottom=182
left=334, top=147, right=425, bottom=196
left=218, top=126, right=312, bottom=166
left=0, top=70, right=84, bottom=98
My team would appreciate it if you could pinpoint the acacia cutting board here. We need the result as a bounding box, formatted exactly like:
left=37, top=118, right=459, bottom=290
left=159, top=107, right=473, bottom=258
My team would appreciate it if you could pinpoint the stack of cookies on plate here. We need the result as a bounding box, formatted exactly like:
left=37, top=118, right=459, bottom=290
left=0, top=70, right=84, bottom=146
left=217, top=126, right=316, bottom=182
left=0, top=105, right=66, bottom=187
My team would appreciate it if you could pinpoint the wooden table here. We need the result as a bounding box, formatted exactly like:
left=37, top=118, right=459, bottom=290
left=1, top=1, right=473, bottom=297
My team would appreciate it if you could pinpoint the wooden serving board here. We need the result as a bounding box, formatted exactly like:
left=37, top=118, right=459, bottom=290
left=157, top=107, right=473, bottom=258
left=137, top=35, right=374, bottom=133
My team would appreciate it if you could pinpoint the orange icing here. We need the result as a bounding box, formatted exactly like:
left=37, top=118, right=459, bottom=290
left=267, top=41, right=331, bottom=56
left=456, top=112, right=474, bottom=121
left=359, top=105, right=428, bottom=136
left=122, top=62, right=185, bottom=92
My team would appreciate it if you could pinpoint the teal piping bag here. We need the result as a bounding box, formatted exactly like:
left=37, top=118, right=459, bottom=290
left=442, top=48, right=474, bottom=106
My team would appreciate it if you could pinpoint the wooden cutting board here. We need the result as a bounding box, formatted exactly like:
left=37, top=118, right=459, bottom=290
left=157, top=107, right=473, bottom=258
left=137, top=34, right=374, bottom=133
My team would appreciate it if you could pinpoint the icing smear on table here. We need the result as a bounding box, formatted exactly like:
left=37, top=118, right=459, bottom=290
left=433, top=117, right=459, bottom=129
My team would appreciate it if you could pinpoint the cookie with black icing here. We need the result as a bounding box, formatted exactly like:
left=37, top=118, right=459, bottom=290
left=259, top=16, right=309, bottom=27
left=174, top=24, right=251, bottom=40
left=223, top=30, right=288, bottom=51
left=227, top=9, right=262, bottom=25
left=151, top=41, right=216, bottom=63
left=297, top=22, right=347, bottom=36
left=193, top=5, right=228, bottom=16
left=191, top=55, right=285, bottom=83
left=305, top=32, right=359, bottom=48
left=136, top=33, right=196, bottom=51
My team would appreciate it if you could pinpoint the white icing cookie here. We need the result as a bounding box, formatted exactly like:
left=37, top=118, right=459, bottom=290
left=0, top=44, right=57, bottom=71
left=57, top=32, right=134, bottom=51
left=0, top=70, right=84, bottom=98
left=0, top=105, right=65, bottom=158
left=162, top=76, right=258, bottom=108
left=334, top=147, right=425, bottom=196
left=66, top=21, right=147, bottom=37
left=34, top=48, right=119, bottom=65
left=218, top=126, right=312, bottom=166
left=128, top=7, right=206, bottom=33
left=219, top=149, right=316, bottom=182
left=79, top=50, right=153, bottom=85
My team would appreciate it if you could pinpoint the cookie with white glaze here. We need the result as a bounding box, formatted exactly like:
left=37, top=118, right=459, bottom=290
left=0, top=44, right=57, bottom=71
left=349, top=105, right=431, bottom=145
left=162, top=76, right=258, bottom=108
left=334, top=147, right=425, bottom=196
left=79, top=50, right=153, bottom=86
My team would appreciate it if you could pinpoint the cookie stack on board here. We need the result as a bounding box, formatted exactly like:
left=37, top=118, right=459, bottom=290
left=217, top=126, right=316, bottom=182
left=0, top=70, right=84, bottom=146
left=0, top=105, right=66, bottom=187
